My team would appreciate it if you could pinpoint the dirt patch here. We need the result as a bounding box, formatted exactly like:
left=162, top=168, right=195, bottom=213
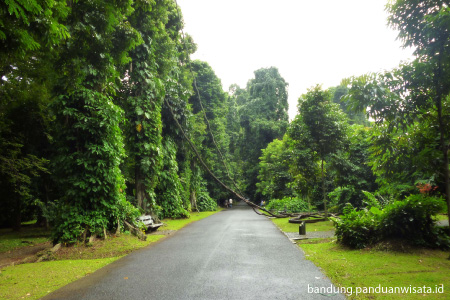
left=150, top=229, right=176, bottom=236
left=0, top=241, right=53, bottom=269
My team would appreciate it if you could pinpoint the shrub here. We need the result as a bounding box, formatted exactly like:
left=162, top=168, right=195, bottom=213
left=266, top=197, right=309, bottom=213
left=333, top=195, right=449, bottom=249
left=332, top=204, right=382, bottom=249
left=381, top=194, right=448, bottom=247
left=196, top=189, right=217, bottom=212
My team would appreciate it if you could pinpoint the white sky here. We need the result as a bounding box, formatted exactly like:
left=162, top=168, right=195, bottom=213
left=176, top=0, right=414, bottom=120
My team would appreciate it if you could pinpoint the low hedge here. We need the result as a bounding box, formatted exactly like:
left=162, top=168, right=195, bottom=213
left=332, top=194, right=449, bottom=249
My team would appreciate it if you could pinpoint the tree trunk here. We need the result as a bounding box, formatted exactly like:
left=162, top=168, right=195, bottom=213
left=436, top=79, right=450, bottom=235
left=321, top=159, right=328, bottom=217
left=135, top=164, right=145, bottom=210
left=434, top=41, right=450, bottom=236
left=443, top=146, right=450, bottom=235
left=12, top=198, right=21, bottom=231
left=190, top=190, right=197, bottom=211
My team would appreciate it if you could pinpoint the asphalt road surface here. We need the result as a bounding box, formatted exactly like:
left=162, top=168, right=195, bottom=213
left=42, top=202, right=346, bottom=300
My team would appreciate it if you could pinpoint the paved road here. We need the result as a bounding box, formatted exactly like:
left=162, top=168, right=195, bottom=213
left=42, top=203, right=345, bottom=300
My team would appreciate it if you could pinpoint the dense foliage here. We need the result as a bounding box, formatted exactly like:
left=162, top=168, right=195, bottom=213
left=333, top=195, right=449, bottom=249
left=1, top=0, right=448, bottom=248
left=0, top=0, right=219, bottom=243
left=265, top=197, right=309, bottom=214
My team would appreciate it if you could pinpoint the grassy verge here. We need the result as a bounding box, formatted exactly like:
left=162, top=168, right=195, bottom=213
left=436, top=214, right=448, bottom=221
left=0, top=209, right=220, bottom=300
left=298, top=240, right=450, bottom=299
left=0, top=227, right=51, bottom=253
left=0, top=258, right=118, bottom=300
left=161, top=211, right=221, bottom=231
left=270, top=217, right=449, bottom=299
left=271, top=217, right=334, bottom=232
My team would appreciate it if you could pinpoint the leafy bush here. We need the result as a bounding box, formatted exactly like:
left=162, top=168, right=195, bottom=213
left=196, top=189, right=217, bottom=212
left=332, top=204, right=382, bottom=249
left=381, top=194, right=447, bottom=247
left=333, top=195, right=449, bottom=249
left=266, top=197, right=309, bottom=213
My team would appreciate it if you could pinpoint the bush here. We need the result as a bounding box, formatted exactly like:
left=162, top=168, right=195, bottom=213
left=381, top=194, right=448, bottom=247
left=332, top=204, right=382, bottom=249
left=196, top=189, right=217, bottom=212
left=266, top=197, right=309, bottom=213
left=333, top=195, right=449, bottom=249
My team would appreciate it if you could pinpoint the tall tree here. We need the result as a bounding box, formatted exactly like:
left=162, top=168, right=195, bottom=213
left=344, top=0, right=450, bottom=228
left=327, top=125, right=378, bottom=209
left=256, top=136, right=294, bottom=201
left=239, top=67, right=289, bottom=199
left=289, top=86, right=348, bottom=215
left=50, top=0, right=140, bottom=243
left=0, top=0, right=69, bottom=230
left=119, top=0, right=187, bottom=219
left=387, top=0, right=450, bottom=230
left=189, top=60, right=231, bottom=201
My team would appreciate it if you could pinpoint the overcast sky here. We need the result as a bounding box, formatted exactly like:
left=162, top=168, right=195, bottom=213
left=176, top=0, right=414, bottom=119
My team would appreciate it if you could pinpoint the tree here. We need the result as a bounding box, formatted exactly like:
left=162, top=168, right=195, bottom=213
left=327, top=125, right=378, bottom=209
left=238, top=67, right=289, bottom=199
left=118, top=0, right=187, bottom=218
left=330, top=85, right=371, bottom=126
left=50, top=0, right=140, bottom=243
left=344, top=0, right=450, bottom=228
left=0, top=0, right=69, bottom=230
left=256, top=136, right=294, bottom=201
left=0, top=0, right=69, bottom=77
left=387, top=0, right=450, bottom=230
left=188, top=60, right=231, bottom=201
left=289, top=86, right=348, bottom=215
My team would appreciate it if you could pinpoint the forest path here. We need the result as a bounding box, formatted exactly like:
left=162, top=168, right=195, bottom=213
left=42, top=202, right=345, bottom=300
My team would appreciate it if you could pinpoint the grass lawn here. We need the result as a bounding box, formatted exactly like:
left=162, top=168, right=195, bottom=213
left=0, top=209, right=220, bottom=300
left=436, top=214, right=448, bottom=222
left=0, top=258, right=118, bottom=300
left=269, top=215, right=449, bottom=299
left=298, top=240, right=450, bottom=299
left=0, top=227, right=51, bottom=253
left=161, top=211, right=221, bottom=231
left=271, top=217, right=335, bottom=232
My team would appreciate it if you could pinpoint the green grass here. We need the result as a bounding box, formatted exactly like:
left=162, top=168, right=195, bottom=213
left=299, top=241, right=450, bottom=299
left=0, top=258, right=119, bottom=300
left=54, top=233, right=165, bottom=260
left=21, top=220, right=37, bottom=226
left=271, top=217, right=335, bottom=233
left=435, top=214, right=448, bottom=222
left=0, top=227, right=50, bottom=253
left=162, top=211, right=220, bottom=231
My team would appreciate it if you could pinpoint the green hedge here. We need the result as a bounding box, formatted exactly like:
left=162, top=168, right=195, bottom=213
left=266, top=197, right=309, bottom=213
left=332, top=194, right=449, bottom=249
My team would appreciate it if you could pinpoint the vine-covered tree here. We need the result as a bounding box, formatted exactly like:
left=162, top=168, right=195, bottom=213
left=50, top=0, right=141, bottom=243
left=118, top=0, right=189, bottom=220
left=188, top=60, right=231, bottom=201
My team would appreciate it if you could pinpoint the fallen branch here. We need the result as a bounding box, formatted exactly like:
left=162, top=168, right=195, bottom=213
left=124, top=220, right=147, bottom=241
